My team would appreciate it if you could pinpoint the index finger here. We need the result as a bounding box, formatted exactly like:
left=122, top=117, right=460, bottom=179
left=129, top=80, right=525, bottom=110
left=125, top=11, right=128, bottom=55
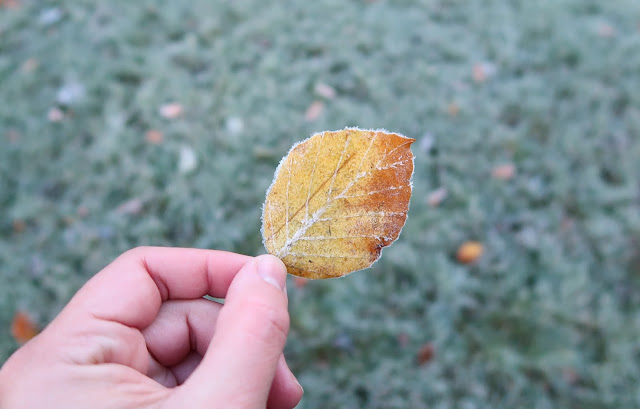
left=61, top=247, right=253, bottom=329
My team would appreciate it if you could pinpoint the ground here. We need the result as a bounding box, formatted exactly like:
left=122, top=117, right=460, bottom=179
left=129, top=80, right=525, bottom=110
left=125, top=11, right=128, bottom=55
left=1, top=1, right=640, bottom=408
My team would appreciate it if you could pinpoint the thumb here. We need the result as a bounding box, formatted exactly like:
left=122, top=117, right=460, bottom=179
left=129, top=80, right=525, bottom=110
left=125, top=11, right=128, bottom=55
left=176, top=254, right=289, bottom=408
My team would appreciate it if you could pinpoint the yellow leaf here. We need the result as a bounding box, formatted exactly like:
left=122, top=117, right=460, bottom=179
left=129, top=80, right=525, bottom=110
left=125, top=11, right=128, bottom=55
left=261, top=128, right=415, bottom=279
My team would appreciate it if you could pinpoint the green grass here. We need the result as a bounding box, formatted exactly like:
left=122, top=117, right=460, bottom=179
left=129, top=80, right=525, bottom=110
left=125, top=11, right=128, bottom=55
left=2, top=0, right=640, bottom=407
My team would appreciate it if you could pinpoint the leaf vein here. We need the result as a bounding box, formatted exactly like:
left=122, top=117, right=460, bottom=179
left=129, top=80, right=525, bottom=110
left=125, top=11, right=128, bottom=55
left=304, top=133, right=324, bottom=222
left=326, top=131, right=351, bottom=202
left=336, top=185, right=408, bottom=200
left=315, top=211, right=406, bottom=222
left=375, top=139, right=414, bottom=168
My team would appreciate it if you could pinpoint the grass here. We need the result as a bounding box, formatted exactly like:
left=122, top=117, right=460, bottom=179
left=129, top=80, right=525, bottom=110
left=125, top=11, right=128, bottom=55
left=2, top=0, right=640, bottom=407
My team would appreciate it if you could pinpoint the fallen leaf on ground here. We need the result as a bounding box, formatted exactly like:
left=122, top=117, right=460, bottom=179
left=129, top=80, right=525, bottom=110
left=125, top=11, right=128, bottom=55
left=417, top=343, right=435, bottom=365
left=427, top=187, right=448, bottom=207
left=473, top=62, right=497, bottom=83
left=77, top=206, right=89, bottom=217
left=0, top=0, right=19, bottom=9
left=6, top=129, right=21, bottom=142
left=491, top=163, right=516, bottom=180
left=11, top=311, right=38, bottom=344
left=116, top=198, right=144, bottom=215
left=145, top=130, right=164, bottom=145
left=20, top=58, right=38, bottom=73
left=293, top=276, right=309, bottom=288
left=447, top=102, right=460, bottom=117
left=12, top=219, right=26, bottom=233
left=314, top=82, right=336, bottom=99
left=304, top=101, right=325, bottom=122
left=457, top=241, right=484, bottom=264
left=562, top=367, right=580, bottom=384
left=473, top=63, right=486, bottom=83
left=48, top=107, right=64, bottom=122
left=597, top=23, right=616, bottom=38
left=159, top=102, right=183, bottom=119
left=262, top=128, right=415, bottom=279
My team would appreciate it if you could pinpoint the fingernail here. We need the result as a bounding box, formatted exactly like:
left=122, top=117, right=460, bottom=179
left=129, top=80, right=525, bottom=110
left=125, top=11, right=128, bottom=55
left=256, top=255, right=287, bottom=291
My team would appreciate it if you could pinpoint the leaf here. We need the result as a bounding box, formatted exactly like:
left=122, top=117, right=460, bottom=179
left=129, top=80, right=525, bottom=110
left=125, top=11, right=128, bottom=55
left=47, top=107, right=64, bottom=122
left=11, top=311, right=38, bottom=344
left=472, top=61, right=496, bottom=84
left=491, top=163, right=516, bottom=180
left=314, top=82, right=336, bottom=99
left=145, top=129, right=164, bottom=145
left=304, top=101, right=325, bottom=122
left=159, top=102, right=183, bottom=119
left=426, top=187, right=448, bottom=207
left=447, top=102, right=460, bottom=117
left=293, top=276, right=309, bottom=288
left=261, top=128, right=415, bottom=279
left=20, top=58, right=38, bottom=73
left=417, top=342, right=435, bottom=365
left=456, top=241, right=484, bottom=264
left=0, top=0, right=20, bottom=9
left=12, top=219, right=26, bottom=233
left=115, top=197, right=145, bottom=215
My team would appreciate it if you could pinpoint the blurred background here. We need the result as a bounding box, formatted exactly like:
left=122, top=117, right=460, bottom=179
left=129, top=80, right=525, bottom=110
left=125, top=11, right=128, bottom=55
left=2, top=0, right=640, bottom=407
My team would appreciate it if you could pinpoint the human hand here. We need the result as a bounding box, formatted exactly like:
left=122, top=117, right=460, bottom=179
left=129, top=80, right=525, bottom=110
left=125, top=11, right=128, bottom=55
left=0, top=247, right=303, bottom=409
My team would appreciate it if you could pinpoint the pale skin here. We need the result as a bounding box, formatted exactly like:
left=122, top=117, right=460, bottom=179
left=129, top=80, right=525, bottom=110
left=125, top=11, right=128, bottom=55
left=0, top=247, right=304, bottom=409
